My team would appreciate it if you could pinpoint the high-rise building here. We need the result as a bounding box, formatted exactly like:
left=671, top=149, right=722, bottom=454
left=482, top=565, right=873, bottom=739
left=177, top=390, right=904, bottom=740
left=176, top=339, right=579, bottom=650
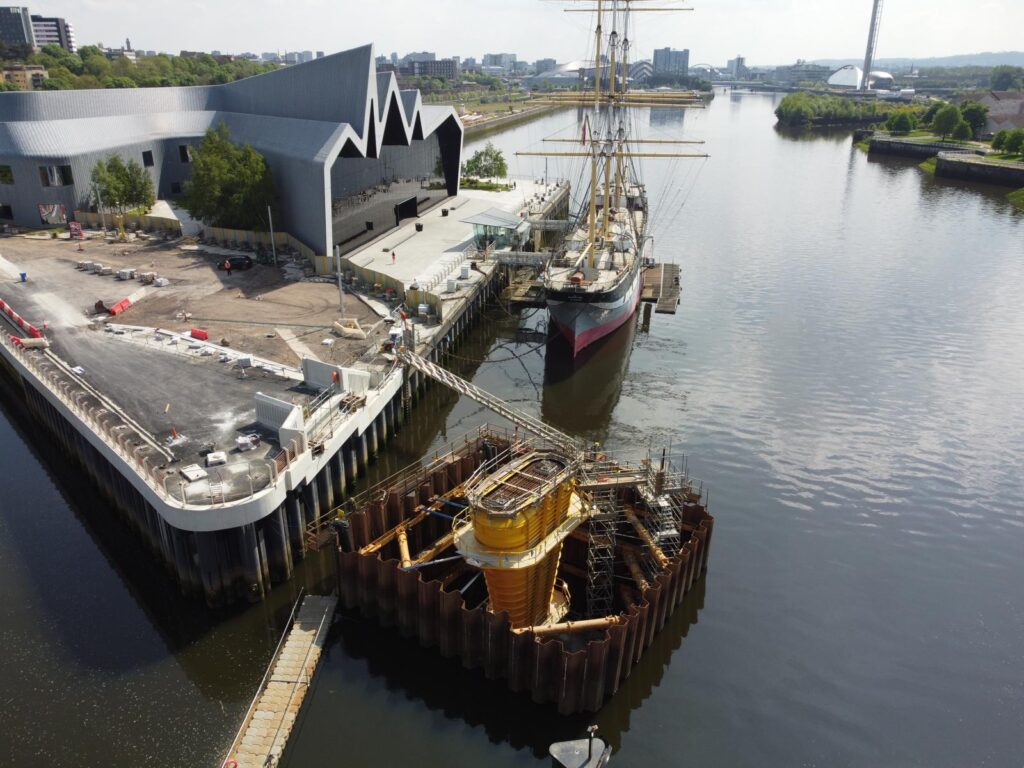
left=462, top=57, right=478, bottom=72
left=483, top=52, right=516, bottom=72
left=316, top=51, right=324, bottom=59
left=404, top=58, right=458, bottom=80
left=0, top=6, right=34, bottom=48
left=30, top=14, right=74, bottom=53
left=727, top=55, right=748, bottom=79
left=535, top=58, right=557, bottom=75
left=652, top=47, right=689, bottom=77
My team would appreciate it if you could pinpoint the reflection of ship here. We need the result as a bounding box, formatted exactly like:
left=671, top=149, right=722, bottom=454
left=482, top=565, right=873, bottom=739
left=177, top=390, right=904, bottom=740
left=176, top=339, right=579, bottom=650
left=519, top=1, right=705, bottom=356
left=542, top=313, right=636, bottom=435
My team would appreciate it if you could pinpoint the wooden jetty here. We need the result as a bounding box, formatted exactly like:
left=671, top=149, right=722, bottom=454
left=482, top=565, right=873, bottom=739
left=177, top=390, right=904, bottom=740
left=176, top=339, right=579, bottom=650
left=504, top=266, right=547, bottom=308
left=641, top=263, right=681, bottom=314
left=223, top=594, right=337, bottom=768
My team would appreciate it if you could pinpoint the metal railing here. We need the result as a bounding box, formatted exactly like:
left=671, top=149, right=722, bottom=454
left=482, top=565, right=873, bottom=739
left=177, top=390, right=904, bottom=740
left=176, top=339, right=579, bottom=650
left=220, top=588, right=306, bottom=768
left=397, top=348, right=580, bottom=455
left=260, top=605, right=333, bottom=767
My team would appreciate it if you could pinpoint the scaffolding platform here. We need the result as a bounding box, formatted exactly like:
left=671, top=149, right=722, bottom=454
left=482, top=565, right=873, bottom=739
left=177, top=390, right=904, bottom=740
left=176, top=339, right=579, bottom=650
left=504, top=277, right=547, bottom=308
left=641, top=263, right=681, bottom=314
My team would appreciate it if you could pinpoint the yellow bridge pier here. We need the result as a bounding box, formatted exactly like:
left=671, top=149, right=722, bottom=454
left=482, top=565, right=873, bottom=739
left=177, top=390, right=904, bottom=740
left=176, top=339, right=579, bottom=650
left=455, top=452, right=583, bottom=628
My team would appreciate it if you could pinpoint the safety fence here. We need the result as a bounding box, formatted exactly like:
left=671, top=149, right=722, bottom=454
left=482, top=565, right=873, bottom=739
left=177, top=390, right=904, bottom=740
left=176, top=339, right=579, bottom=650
left=73, top=210, right=183, bottom=237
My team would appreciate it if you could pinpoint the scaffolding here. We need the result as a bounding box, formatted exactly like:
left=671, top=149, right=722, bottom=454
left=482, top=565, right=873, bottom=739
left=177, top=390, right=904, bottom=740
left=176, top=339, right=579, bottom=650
left=585, top=485, right=618, bottom=618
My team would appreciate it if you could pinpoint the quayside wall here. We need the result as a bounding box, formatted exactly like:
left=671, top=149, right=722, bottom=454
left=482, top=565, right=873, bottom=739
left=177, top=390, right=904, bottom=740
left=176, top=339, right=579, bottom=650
left=867, top=137, right=985, bottom=159
left=934, top=153, right=1024, bottom=187
left=0, top=266, right=505, bottom=607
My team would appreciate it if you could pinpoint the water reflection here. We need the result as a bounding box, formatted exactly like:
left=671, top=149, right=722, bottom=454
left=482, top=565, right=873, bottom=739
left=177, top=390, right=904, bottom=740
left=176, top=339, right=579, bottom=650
left=542, top=314, right=638, bottom=438
left=773, top=125, right=858, bottom=144
left=649, top=107, right=687, bottom=129
left=0, top=376, right=332, bottom=691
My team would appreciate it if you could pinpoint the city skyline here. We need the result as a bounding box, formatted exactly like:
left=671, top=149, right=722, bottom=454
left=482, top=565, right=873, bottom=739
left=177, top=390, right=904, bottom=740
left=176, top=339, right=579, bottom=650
left=28, top=0, right=1024, bottom=67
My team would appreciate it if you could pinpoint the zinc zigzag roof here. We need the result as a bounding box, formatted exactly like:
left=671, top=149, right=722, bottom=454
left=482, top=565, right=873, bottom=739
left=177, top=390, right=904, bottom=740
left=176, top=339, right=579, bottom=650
left=0, top=44, right=458, bottom=163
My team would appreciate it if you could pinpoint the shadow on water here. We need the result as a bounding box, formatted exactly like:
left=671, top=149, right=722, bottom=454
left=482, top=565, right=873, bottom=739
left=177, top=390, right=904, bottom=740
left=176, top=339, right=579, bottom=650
left=0, top=369, right=332, bottom=689
left=283, top=579, right=708, bottom=764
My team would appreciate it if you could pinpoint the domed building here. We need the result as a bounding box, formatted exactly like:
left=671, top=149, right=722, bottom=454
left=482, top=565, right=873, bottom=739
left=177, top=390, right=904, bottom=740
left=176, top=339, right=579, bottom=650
left=827, top=64, right=894, bottom=91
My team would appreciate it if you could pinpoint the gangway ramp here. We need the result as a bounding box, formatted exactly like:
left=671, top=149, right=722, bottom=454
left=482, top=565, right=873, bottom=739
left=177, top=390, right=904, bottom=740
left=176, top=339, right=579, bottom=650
left=223, top=594, right=337, bottom=768
left=396, top=348, right=579, bottom=455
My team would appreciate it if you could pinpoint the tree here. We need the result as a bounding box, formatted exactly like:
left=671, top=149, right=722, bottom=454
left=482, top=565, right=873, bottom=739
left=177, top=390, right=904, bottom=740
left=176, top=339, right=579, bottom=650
left=91, top=156, right=155, bottom=217
left=40, top=77, right=71, bottom=90
left=951, top=120, right=972, bottom=141
left=123, top=160, right=156, bottom=212
left=931, top=104, right=962, bottom=139
left=462, top=142, right=508, bottom=179
left=182, top=123, right=278, bottom=230
left=990, top=65, right=1024, bottom=91
left=992, top=130, right=1009, bottom=151
left=921, top=101, right=943, bottom=126
left=103, top=76, right=137, bottom=89
left=959, top=101, right=989, bottom=138
left=886, top=111, right=914, bottom=134
left=1004, top=128, right=1024, bottom=156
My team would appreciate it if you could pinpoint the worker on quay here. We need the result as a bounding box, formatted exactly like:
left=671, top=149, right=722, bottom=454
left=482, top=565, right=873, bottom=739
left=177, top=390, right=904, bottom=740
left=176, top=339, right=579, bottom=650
left=392, top=251, right=396, bottom=265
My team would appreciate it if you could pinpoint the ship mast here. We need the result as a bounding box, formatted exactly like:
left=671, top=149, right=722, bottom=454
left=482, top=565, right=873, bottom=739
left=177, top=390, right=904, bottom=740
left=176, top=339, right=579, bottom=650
left=521, top=0, right=707, bottom=264
left=593, top=0, right=603, bottom=108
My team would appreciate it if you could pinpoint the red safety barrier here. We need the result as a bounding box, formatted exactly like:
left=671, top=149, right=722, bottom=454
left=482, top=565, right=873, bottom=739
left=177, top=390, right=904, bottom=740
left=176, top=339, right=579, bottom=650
left=0, top=296, right=42, bottom=338
left=109, top=299, right=131, bottom=316
left=190, top=328, right=209, bottom=341
left=8, top=334, right=23, bottom=348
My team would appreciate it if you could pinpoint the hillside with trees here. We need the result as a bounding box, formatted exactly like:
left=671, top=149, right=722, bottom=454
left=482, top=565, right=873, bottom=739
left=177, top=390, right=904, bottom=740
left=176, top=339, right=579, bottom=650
left=3, top=44, right=276, bottom=91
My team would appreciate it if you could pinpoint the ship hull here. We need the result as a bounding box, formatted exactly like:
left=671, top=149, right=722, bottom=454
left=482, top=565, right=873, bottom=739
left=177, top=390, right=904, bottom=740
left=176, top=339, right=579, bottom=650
left=547, top=265, right=642, bottom=356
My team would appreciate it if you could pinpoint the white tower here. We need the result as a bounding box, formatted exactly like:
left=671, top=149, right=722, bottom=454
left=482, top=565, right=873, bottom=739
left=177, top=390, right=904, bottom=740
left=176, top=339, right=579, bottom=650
left=860, top=0, right=884, bottom=91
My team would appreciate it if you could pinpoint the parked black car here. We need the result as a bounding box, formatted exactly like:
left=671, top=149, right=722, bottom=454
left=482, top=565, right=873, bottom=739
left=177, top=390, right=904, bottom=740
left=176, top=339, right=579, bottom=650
left=218, top=255, right=254, bottom=271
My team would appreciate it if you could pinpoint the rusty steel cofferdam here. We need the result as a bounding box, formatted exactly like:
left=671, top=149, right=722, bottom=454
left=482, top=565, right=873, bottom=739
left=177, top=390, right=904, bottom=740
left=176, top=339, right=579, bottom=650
left=331, top=426, right=713, bottom=714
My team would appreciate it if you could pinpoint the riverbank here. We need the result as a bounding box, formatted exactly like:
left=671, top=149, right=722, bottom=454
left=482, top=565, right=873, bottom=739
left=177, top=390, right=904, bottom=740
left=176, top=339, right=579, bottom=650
left=864, top=132, right=1024, bottom=204
left=463, top=103, right=564, bottom=139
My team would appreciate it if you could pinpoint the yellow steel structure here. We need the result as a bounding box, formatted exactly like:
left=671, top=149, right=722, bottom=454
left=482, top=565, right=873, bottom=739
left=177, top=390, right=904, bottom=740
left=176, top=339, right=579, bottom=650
left=456, top=452, right=580, bottom=628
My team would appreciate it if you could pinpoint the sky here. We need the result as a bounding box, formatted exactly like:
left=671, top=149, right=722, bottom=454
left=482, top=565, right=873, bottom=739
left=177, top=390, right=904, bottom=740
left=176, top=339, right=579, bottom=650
left=46, top=0, right=1024, bottom=66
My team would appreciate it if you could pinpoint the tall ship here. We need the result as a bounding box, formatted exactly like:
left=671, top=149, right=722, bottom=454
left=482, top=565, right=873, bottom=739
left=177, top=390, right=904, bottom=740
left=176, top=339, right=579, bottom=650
left=520, top=0, right=707, bottom=355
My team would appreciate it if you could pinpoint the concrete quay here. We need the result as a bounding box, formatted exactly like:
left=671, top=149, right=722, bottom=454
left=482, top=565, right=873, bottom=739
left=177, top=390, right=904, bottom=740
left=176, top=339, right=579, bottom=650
left=0, top=184, right=559, bottom=606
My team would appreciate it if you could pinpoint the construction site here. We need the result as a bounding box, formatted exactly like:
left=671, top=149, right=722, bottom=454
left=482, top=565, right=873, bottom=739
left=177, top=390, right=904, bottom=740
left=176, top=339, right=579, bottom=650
left=322, top=349, right=714, bottom=715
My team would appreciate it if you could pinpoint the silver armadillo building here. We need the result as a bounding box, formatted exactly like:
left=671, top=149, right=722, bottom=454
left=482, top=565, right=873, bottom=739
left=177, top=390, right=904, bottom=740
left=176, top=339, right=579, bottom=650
left=0, top=45, right=463, bottom=257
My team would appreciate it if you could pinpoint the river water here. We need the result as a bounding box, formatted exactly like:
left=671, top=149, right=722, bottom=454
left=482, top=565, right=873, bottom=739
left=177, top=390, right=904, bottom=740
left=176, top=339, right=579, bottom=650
left=2, top=92, right=1022, bottom=767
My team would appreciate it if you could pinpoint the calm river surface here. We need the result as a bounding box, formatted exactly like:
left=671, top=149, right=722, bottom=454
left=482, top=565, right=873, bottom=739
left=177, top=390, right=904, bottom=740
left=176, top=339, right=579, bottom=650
left=2, top=92, right=1022, bottom=767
